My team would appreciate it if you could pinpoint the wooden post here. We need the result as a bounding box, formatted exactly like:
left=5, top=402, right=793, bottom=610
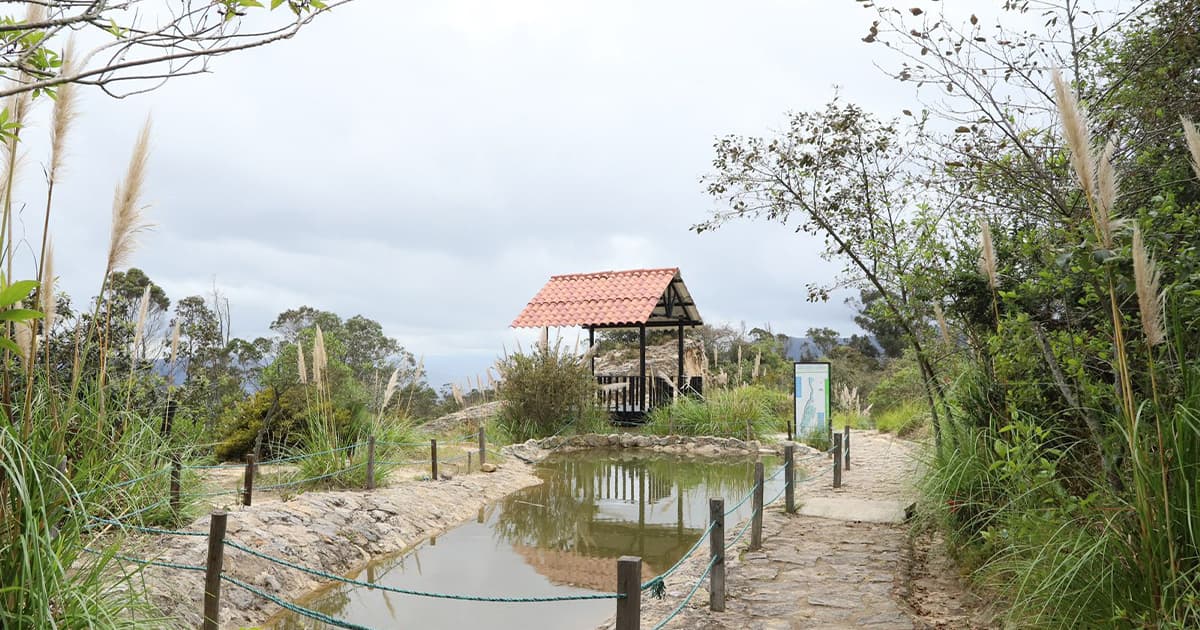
left=751, top=461, right=764, bottom=550
left=833, top=433, right=843, bottom=489
left=478, top=425, right=486, bottom=468
left=430, top=439, right=438, bottom=480
left=468, top=451, right=473, bottom=472
left=709, top=498, right=725, bottom=612
left=676, top=323, right=685, bottom=392
left=615, top=556, right=642, bottom=630
left=784, top=445, right=796, bottom=514
left=242, top=454, right=255, bottom=507
left=366, top=436, right=376, bottom=490
left=638, top=325, right=647, bottom=413
left=202, top=511, right=227, bottom=630
left=589, top=327, right=596, bottom=376
left=843, top=425, right=851, bottom=470
left=170, top=459, right=181, bottom=514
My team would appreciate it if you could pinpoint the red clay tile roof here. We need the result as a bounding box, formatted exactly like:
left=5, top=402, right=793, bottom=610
left=511, top=268, right=681, bottom=328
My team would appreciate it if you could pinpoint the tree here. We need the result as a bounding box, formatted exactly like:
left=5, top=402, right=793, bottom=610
left=849, top=289, right=905, bottom=359
left=806, top=327, right=841, bottom=357
left=696, top=97, right=952, bottom=432
left=0, top=1, right=351, bottom=101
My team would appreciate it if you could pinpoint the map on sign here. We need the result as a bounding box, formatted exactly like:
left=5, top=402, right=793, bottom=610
left=794, top=362, right=831, bottom=438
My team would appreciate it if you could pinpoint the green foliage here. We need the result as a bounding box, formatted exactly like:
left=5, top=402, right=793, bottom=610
left=872, top=401, right=928, bottom=436
left=867, top=353, right=925, bottom=414
left=214, top=386, right=314, bottom=461
left=494, top=339, right=601, bottom=442
left=643, top=385, right=788, bottom=441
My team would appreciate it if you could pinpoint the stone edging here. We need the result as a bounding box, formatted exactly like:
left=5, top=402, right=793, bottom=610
left=503, top=433, right=822, bottom=464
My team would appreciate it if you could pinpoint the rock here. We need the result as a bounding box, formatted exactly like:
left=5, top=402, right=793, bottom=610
left=481, top=463, right=497, bottom=473
left=439, top=472, right=453, bottom=481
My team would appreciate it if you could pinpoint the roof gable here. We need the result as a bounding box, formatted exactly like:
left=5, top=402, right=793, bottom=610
left=511, top=268, right=702, bottom=328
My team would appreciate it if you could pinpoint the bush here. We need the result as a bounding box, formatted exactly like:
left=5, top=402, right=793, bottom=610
left=643, top=385, right=788, bottom=441
left=214, top=387, right=327, bottom=461
left=867, top=353, right=926, bottom=414
left=872, top=400, right=929, bottom=436
left=495, top=339, right=600, bottom=441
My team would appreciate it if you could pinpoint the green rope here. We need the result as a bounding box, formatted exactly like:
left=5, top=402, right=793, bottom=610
left=257, top=463, right=365, bottom=490
left=221, top=574, right=374, bottom=630
left=82, top=547, right=206, bottom=572
left=641, top=521, right=716, bottom=597
left=649, top=555, right=718, bottom=630
left=75, top=467, right=171, bottom=499
left=723, top=482, right=759, bottom=516
left=223, top=539, right=622, bottom=603
left=85, top=516, right=207, bottom=537
left=727, top=506, right=759, bottom=547
left=113, top=497, right=173, bottom=520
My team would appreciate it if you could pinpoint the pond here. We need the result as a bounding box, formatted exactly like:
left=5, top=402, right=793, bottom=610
left=273, top=450, right=785, bottom=630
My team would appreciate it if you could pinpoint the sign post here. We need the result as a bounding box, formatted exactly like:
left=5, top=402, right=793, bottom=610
left=793, top=362, right=832, bottom=442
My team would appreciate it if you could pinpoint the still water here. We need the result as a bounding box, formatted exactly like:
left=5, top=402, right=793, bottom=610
left=273, top=450, right=784, bottom=630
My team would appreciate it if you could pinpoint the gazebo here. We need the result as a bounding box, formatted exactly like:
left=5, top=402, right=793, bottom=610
left=511, top=267, right=703, bottom=418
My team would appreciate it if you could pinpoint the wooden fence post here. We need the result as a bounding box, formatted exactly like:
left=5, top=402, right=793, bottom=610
left=833, top=433, right=842, bottom=489
left=431, top=439, right=438, bottom=480
left=170, top=459, right=181, bottom=514
left=709, top=498, right=725, bottom=612
left=202, top=511, right=228, bottom=630
left=843, top=425, right=851, bottom=470
left=366, top=436, right=376, bottom=490
left=478, top=425, right=486, bottom=468
left=784, top=445, right=796, bottom=514
left=242, top=454, right=256, bottom=507
left=751, top=461, right=764, bottom=550
left=467, top=451, right=473, bottom=472
left=615, top=556, right=642, bottom=630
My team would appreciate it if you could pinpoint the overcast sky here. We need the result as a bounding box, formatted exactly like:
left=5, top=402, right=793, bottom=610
left=13, top=0, right=995, bottom=389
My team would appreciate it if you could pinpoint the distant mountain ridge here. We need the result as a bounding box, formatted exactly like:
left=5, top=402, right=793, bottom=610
left=782, top=335, right=882, bottom=361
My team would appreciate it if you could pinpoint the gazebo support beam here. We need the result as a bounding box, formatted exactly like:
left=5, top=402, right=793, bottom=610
left=589, top=327, right=596, bottom=375
left=639, top=324, right=647, bottom=412
left=677, top=323, right=685, bottom=392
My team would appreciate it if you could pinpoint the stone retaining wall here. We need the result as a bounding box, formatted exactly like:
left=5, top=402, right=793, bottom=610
left=504, top=433, right=820, bottom=464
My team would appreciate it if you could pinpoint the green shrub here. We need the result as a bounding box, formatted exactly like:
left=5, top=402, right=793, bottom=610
left=495, top=339, right=601, bottom=441
left=872, top=400, right=928, bottom=436
left=867, top=353, right=925, bottom=414
left=643, top=385, right=787, bottom=441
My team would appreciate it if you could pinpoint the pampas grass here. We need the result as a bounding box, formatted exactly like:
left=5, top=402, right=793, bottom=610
left=104, top=118, right=153, bottom=278
left=978, top=219, right=998, bottom=289
left=41, top=243, right=55, bottom=332
left=1095, top=141, right=1122, bottom=248
left=1052, top=70, right=1095, bottom=197
left=380, top=368, right=399, bottom=415
left=48, top=40, right=77, bottom=185
left=1132, top=226, right=1165, bottom=347
left=168, top=319, right=180, bottom=370
left=1184, top=117, right=1200, bottom=181
left=934, top=303, right=951, bottom=344
left=311, top=325, right=327, bottom=386
left=131, top=285, right=150, bottom=360
left=296, top=342, right=308, bottom=384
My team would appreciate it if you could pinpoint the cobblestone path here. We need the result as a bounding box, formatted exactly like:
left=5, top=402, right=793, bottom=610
left=602, top=430, right=994, bottom=629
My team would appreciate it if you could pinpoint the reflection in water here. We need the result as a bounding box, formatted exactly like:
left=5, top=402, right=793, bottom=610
left=274, top=450, right=782, bottom=630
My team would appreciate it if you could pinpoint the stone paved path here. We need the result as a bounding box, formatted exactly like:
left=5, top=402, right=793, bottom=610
left=602, top=430, right=994, bottom=629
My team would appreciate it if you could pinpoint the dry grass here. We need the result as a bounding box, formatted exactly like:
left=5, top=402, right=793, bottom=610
left=1184, top=117, right=1200, bottom=181
left=1052, top=70, right=1095, bottom=197
left=978, top=218, right=998, bottom=289
left=1132, top=226, right=1165, bottom=346
left=296, top=341, right=308, bottom=384
left=105, top=118, right=153, bottom=277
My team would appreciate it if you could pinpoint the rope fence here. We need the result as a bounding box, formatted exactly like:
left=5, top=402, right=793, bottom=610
left=77, top=427, right=854, bottom=630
